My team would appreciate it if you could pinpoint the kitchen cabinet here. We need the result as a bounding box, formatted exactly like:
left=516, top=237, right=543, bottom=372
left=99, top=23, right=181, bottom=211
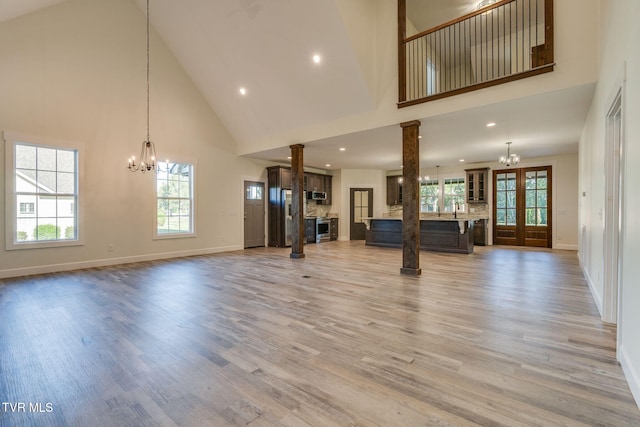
left=465, top=168, right=489, bottom=204
left=387, top=176, right=403, bottom=205
left=305, top=172, right=332, bottom=205
left=322, top=175, right=332, bottom=205
left=330, top=218, right=338, bottom=241
left=305, top=218, right=316, bottom=243
left=267, top=166, right=289, bottom=247
left=473, top=218, right=487, bottom=245
left=305, top=173, right=323, bottom=191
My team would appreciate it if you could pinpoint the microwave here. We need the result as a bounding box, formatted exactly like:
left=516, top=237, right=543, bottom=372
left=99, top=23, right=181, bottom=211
left=308, top=191, right=327, bottom=201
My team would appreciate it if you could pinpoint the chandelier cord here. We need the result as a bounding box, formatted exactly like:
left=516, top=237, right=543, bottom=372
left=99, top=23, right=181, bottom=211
left=146, top=0, right=150, bottom=143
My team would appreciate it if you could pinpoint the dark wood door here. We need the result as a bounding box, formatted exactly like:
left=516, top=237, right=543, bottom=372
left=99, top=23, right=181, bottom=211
left=350, top=188, right=373, bottom=240
left=244, top=181, right=265, bottom=248
left=493, top=166, right=552, bottom=248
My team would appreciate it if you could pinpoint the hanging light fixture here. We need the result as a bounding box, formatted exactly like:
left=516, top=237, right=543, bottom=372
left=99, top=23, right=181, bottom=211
left=499, top=141, right=520, bottom=166
left=128, top=0, right=164, bottom=173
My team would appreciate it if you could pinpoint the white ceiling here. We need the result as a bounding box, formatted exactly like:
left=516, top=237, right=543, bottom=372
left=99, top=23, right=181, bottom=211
left=1, top=0, right=595, bottom=172
left=248, top=83, right=594, bottom=170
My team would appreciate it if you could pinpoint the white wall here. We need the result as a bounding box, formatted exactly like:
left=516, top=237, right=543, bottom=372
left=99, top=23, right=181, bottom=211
left=0, top=0, right=267, bottom=278
left=579, top=0, right=640, bottom=407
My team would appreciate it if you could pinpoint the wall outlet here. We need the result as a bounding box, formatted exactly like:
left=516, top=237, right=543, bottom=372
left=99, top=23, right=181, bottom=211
left=107, top=244, right=114, bottom=252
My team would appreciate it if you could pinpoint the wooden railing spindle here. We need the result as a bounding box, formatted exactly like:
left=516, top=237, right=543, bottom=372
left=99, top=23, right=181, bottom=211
left=398, top=0, right=554, bottom=107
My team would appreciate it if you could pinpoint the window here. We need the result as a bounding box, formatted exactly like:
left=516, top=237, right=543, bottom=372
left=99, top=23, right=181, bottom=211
left=496, top=172, right=517, bottom=225
left=443, top=177, right=465, bottom=212
left=156, top=161, right=194, bottom=237
left=420, top=179, right=439, bottom=212
left=525, top=169, right=548, bottom=226
left=420, top=175, right=466, bottom=213
left=6, top=138, right=79, bottom=248
left=246, top=184, right=263, bottom=200
left=19, top=202, right=35, bottom=215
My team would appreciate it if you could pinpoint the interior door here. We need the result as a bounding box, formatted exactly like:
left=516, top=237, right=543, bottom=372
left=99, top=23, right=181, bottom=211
left=350, top=188, right=373, bottom=240
left=244, top=181, right=265, bottom=248
left=493, top=167, right=552, bottom=248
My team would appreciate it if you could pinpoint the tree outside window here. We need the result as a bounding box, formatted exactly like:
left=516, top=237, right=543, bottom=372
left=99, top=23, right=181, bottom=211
left=156, top=162, right=194, bottom=236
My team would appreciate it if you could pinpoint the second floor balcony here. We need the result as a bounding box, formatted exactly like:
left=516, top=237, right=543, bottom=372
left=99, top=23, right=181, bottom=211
left=399, top=0, right=555, bottom=107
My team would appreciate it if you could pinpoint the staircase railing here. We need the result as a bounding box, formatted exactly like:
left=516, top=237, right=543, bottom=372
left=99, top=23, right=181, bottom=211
left=398, top=0, right=554, bottom=107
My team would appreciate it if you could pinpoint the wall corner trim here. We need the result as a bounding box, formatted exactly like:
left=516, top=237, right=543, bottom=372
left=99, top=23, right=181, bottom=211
left=619, top=344, right=640, bottom=410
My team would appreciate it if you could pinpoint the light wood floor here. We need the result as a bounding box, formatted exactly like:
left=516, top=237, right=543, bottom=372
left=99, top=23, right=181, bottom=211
left=1, top=242, right=639, bottom=426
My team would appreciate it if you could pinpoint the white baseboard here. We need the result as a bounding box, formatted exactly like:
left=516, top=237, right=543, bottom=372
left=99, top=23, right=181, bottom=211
left=0, top=245, right=243, bottom=279
left=555, top=243, right=578, bottom=250
left=620, top=344, right=640, bottom=410
left=578, top=253, right=603, bottom=317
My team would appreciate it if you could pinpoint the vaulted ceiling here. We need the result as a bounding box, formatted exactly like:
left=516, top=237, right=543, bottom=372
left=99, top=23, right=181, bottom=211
left=1, top=0, right=595, bottom=171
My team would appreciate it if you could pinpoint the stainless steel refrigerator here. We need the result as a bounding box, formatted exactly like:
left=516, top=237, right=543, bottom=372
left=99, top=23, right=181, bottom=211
left=283, top=189, right=292, bottom=247
left=283, top=189, right=306, bottom=247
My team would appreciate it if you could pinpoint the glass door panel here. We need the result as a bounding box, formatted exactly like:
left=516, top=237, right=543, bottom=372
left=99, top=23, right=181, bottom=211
left=494, top=166, right=552, bottom=247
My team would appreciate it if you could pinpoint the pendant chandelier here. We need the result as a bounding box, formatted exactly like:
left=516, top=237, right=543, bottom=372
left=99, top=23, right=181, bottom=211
left=128, top=0, right=163, bottom=173
left=499, top=142, right=520, bottom=167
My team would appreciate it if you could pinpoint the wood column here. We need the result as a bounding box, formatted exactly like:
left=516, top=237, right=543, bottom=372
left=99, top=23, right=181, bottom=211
left=400, top=120, right=421, bottom=276
left=398, top=0, right=406, bottom=103
left=290, top=144, right=305, bottom=259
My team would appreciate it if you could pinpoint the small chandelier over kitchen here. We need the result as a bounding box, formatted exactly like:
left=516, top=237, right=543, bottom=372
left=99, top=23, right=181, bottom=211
left=499, top=142, right=520, bottom=166
left=128, top=0, right=164, bottom=173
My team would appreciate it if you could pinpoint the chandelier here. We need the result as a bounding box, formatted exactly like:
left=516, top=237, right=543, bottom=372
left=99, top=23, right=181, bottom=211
left=499, top=142, right=520, bottom=167
left=128, top=0, right=163, bottom=173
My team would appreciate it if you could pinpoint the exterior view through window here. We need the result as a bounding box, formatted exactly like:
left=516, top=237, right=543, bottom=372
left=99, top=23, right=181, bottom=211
left=156, top=162, right=194, bottom=236
left=14, top=143, right=78, bottom=243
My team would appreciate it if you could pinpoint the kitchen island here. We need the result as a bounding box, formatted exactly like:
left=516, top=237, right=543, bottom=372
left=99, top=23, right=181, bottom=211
left=364, top=217, right=475, bottom=254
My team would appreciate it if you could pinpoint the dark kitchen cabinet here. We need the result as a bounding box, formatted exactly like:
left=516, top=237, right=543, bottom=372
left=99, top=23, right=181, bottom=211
left=465, top=167, right=489, bottom=204
left=330, top=218, right=338, bottom=241
left=305, top=172, right=332, bottom=205
left=387, top=176, right=403, bottom=205
left=322, top=174, right=332, bottom=205
left=305, top=174, right=323, bottom=191
left=473, top=218, right=487, bottom=245
left=267, top=166, right=293, bottom=247
left=305, top=218, right=316, bottom=243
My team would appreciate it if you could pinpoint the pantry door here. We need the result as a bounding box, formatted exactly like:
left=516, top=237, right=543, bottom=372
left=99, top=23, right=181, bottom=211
left=493, top=166, right=552, bottom=248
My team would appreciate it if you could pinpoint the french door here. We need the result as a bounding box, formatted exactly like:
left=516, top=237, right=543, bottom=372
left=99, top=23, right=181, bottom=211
left=493, top=166, right=552, bottom=248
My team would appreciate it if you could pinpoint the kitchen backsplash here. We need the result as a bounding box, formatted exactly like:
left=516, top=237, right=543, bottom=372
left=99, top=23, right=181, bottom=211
left=306, top=202, right=331, bottom=218
left=385, top=203, right=490, bottom=219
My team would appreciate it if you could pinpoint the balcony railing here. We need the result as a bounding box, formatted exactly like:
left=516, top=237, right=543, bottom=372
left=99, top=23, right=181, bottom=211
left=398, top=0, right=554, bottom=107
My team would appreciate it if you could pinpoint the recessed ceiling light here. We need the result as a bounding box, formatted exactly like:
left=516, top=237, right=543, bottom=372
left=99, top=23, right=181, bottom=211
left=486, top=122, right=496, bottom=127
left=325, top=164, right=331, bottom=168
left=287, top=156, right=292, bottom=160
left=418, top=135, right=423, bottom=139
left=339, top=147, right=346, bottom=151
left=313, top=54, right=321, bottom=64
left=239, top=87, right=247, bottom=96
left=459, top=159, right=465, bottom=162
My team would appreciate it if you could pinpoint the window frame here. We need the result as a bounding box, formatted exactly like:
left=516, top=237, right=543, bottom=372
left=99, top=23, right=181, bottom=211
left=442, top=176, right=466, bottom=213
left=419, top=173, right=466, bottom=213
left=4, top=132, right=84, bottom=250
left=154, top=160, right=196, bottom=239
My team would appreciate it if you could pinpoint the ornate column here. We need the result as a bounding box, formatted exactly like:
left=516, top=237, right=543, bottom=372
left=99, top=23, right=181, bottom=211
left=400, top=120, right=421, bottom=275
left=290, top=144, right=305, bottom=259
